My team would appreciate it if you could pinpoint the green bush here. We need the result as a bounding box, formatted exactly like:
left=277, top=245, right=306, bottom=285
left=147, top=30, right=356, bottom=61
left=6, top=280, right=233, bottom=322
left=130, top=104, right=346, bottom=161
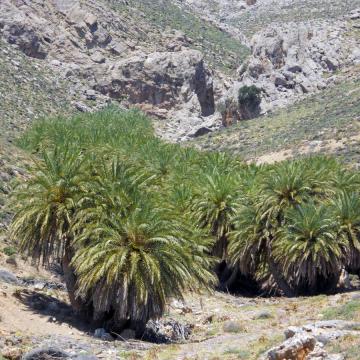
left=237, top=85, right=262, bottom=113
left=2, top=246, right=17, bottom=257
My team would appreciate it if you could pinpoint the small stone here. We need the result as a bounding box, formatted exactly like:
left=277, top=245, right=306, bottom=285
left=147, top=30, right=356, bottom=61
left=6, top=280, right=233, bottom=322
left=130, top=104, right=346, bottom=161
left=84, top=13, right=98, bottom=28
left=74, top=102, right=90, bottom=113
left=85, top=89, right=97, bottom=101
left=51, top=59, right=61, bottom=66
left=2, top=347, right=23, bottom=360
left=284, top=326, right=299, bottom=339
left=350, top=13, right=360, bottom=20
left=90, top=52, right=105, bottom=64
left=110, top=43, right=126, bottom=56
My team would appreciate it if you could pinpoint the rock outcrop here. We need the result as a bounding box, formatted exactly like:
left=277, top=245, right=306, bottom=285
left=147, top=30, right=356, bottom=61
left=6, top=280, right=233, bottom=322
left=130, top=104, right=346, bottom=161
left=266, top=333, right=316, bottom=360
left=95, top=50, right=215, bottom=116
left=222, top=20, right=360, bottom=124
left=0, top=0, right=218, bottom=141
left=264, top=320, right=360, bottom=360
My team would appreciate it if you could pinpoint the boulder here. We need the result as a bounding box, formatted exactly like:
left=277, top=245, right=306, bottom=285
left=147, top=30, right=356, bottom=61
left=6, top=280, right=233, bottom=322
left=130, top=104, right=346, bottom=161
left=110, top=43, right=127, bottom=56
left=277, top=320, right=360, bottom=359
left=53, top=0, right=79, bottom=16
left=90, top=52, right=105, bottom=64
left=142, top=319, right=192, bottom=344
left=0, top=269, right=19, bottom=285
left=266, top=334, right=316, bottom=360
left=22, top=347, right=69, bottom=360
left=2, top=346, right=23, bottom=360
left=95, top=49, right=215, bottom=117
left=2, top=22, right=48, bottom=59
left=0, top=0, right=50, bottom=59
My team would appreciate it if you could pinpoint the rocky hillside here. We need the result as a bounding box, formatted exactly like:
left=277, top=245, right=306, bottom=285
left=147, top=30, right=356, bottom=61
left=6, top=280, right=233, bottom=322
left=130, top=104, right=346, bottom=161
left=0, top=0, right=249, bottom=142
left=1, top=0, right=359, bottom=143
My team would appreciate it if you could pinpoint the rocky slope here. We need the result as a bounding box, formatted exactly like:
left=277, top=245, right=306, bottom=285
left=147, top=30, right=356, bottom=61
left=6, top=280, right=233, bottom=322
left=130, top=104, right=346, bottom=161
left=0, top=0, right=226, bottom=141
left=1, top=0, right=359, bottom=142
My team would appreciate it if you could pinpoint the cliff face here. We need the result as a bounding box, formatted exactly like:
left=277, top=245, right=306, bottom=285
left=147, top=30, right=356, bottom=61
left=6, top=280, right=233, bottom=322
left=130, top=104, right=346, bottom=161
left=0, top=0, right=223, bottom=141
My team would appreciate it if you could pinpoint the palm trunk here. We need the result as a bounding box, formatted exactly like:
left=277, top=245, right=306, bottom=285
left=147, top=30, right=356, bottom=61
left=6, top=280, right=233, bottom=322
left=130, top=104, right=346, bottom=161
left=268, top=256, right=295, bottom=297
left=218, top=266, right=239, bottom=292
left=62, top=250, right=85, bottom=313
left=212, top=234, right=228, bottom=260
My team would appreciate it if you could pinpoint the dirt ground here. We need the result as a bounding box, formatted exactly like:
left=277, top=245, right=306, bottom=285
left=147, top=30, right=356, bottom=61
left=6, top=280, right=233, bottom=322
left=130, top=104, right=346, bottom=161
left=0, top=249, right=359, bottom=360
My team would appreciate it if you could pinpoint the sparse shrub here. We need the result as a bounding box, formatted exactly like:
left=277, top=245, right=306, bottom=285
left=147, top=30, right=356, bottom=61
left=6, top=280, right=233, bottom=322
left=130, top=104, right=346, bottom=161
left=322, top=300, right=360, bottom=321
left=223, top=321, right=245, bottom=333
left=224, top=348, right=250, bottom=358
left=2, top=246, right=17, bottom=257
left=255, top=311, right=273, bottom=320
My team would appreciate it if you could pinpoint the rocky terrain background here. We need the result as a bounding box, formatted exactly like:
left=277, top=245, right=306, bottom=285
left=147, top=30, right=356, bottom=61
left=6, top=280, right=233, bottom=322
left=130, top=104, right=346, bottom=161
left=1, top=0, right=359, bottom=140
left=1, top=0, right=360, bottom=359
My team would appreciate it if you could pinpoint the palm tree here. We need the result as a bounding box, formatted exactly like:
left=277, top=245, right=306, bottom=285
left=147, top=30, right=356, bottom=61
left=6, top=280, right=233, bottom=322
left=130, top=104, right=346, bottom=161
left=201, top=151, right=242, bottom=175
left=229, top=202, right=265, bottom=275
left=245, top=161, right=315, bottom=296
left=229, top=198, right=296, bottom=296
left=330, top=169, right=360, bottom=194
left=10, top=146, right=86, bottom=309
left=273, top=203, right=346, bottom=294
left=332, top=191, right=360, bottom=275
left=192, top=170, right=239, bottom=260
left=259, top=161, right=312, bottom=227
left=69, top=155, right=215, bottom=333
left=72, top=202, right=215, bottom=335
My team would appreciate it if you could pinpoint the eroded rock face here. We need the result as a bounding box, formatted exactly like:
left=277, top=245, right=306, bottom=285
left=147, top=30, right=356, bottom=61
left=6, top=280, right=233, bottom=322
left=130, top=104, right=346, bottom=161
left=96, top=50, right=215, bottom=116
left=0, top=0, right=218, bottom=141
left=223, top=20, right=360, bottom=123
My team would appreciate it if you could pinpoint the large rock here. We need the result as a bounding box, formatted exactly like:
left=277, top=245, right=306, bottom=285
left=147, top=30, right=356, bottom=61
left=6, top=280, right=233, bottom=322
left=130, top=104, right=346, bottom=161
left=267, top=320, right=360, bottom=360
left=0, top=0, right=220, bottom=141
left=96, top=49, right=215, bottom=117
left=22, top=347, right=69, bottom=360
left=0, top=269, right=19, bottom=285
left=285, top=320, right=360, bottom=344
left=0, top=1, right=50, bottom=59
left=142, top=319, right=192, bottom=344
left=265, top=334, right=316, bottom=360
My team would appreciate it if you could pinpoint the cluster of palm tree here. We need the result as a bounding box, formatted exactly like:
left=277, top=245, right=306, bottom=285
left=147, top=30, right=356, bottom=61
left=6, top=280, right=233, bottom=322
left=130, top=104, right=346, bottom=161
left=9, top=107, right=360, bottom=335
